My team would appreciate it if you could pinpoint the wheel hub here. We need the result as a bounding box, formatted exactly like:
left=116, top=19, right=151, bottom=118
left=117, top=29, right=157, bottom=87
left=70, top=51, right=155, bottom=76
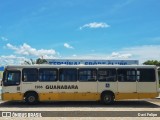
left=28, top=96, right=35, bottom=102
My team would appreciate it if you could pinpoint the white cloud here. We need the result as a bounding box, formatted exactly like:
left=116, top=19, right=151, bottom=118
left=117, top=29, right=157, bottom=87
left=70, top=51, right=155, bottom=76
left=64, top=43, right=74, bottom=49
left=62, top=45, right=160, bottom=64
left=1, top=36, right=8, bottom=41
left=0, top=54, right=60, bottom=65
left=6, top=43, right=17, bottom=50
left=3, top=42, right=160, bottom=65
left=111, top=52, right=132, bottom=58
left=72, top=54, right=77, bottom=57
left=80, top=22, right=110, bottom=30
left=0, top=55, right=26, bottom=65
left=64, top=53, right=132, bottom=60
left=6, top=43, right=57, bottom=57
left=41, top=55, right=60, bottom=59
left=120, top=45, right=160, bottom=63
left=0, top=43, right=61, bottom=65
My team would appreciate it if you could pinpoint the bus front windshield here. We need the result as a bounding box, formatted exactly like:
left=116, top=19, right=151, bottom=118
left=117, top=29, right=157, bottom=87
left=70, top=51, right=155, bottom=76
left=3, top=70, right=21, bottom=86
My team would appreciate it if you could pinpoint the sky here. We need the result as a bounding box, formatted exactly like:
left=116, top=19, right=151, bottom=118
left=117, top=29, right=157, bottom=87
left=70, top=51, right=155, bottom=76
left=0, top=0, right=160, bottom=65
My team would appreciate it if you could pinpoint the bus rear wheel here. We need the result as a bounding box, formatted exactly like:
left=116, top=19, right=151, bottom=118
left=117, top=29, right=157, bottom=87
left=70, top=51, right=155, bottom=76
left=25, top=93, right=38, bottom=104
left=101, top=93, right=114, bottom=105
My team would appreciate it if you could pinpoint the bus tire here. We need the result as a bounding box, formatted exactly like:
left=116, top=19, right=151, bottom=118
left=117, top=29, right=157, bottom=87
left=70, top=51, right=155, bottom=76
left=25, top=93, right=38, bottom=104
left=101, top=93, right=114, bottom=105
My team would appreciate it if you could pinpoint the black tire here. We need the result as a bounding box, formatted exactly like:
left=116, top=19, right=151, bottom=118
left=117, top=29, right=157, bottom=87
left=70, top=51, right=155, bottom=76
left=25, top=93, right=38, bottom=105
left=101, top=93, right=114, bottom=105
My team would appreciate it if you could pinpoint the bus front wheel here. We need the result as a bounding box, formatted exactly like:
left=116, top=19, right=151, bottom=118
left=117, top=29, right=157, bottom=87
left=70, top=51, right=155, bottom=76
left=25, top=93, right=38, bottom=104
left=101, top=93, right=114, bottom=105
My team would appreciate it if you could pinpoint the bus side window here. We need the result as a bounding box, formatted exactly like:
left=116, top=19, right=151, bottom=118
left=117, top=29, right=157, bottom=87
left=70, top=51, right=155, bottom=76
left=98, top=69, right=116, bottom=82
left=39, top=68, right=58, bottom=82
left=137, top=69, right=155, bottom=82
left=78, top=69, right=97, bottom=82
left=22, top=68, right=38, bottom=82
left=117, top=69, right=136, bottom=82
left=59, top=68, right=77, bottom=82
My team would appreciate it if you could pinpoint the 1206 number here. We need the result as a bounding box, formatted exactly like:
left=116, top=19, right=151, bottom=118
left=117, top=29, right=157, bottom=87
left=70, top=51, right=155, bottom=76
left=35, top=85, right=43, bottom=89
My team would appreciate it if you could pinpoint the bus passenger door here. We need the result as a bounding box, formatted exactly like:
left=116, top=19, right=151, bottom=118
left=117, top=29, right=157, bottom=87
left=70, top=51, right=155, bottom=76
left=137, top=68, right=158, bottom=99
left=117, top=69, right=138, bottom=100
left=2, top=70, right=22, bottom=101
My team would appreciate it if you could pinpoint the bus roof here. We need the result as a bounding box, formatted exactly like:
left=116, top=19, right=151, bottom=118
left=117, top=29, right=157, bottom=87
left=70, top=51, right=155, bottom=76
left=5, top=64, right=157, bottom=69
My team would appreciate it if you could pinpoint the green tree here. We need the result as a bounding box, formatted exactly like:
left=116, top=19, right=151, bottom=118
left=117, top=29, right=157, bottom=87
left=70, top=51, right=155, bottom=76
left=24, top=58, right=47, bottom=65
left=143, top=60, right=160, bottom=66
left=36, top=58, right=47, bottom=64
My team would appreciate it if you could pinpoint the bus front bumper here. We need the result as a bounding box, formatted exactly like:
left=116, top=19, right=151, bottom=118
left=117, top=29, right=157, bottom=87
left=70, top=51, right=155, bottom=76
left=1, top=93, right=24, bottom=101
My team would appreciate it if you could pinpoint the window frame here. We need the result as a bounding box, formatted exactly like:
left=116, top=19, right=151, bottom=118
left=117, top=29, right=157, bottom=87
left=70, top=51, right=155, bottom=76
left=98, top=68, right=117, bottom=82
left=137, top=68, right=156, bottom=82
left=3, top=70, right=21, bottom=86
left=117, top=68, right=137, bottom=82
left=59, top=68, right=77, bottom=82
left=22, top=68, right=38, bottom=82
left=78, top=68, right=97, bottom=82
left=39, top=68, right=58, bottom=82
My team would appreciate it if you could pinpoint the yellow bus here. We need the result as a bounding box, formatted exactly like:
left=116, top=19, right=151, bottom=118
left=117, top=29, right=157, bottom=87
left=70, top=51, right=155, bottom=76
left=1, top=65, right=159, bottom=104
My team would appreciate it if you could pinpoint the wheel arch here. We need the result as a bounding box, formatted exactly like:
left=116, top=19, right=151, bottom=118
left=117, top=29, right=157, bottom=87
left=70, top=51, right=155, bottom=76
left=23, top=90, right=39, bottom=99
left=101, top=90, right=115, bottom=99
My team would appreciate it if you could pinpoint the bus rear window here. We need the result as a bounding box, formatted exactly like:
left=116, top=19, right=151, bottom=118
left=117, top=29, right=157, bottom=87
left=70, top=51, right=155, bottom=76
left=137, top=69, right=155, bottom=82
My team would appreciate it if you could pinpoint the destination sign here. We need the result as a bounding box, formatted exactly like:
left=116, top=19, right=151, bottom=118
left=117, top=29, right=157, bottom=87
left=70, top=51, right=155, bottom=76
left=46, top=59, right=139, bottom=65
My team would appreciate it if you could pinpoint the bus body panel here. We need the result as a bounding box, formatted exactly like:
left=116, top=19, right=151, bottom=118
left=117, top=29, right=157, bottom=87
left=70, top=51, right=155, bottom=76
left=97, top=82, right=118, bottom=94
left=117, top=82, right=137, bottom=93
left=1, top=65, right=159, bottom=102
left=137, top=82, right=157, bottom=93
